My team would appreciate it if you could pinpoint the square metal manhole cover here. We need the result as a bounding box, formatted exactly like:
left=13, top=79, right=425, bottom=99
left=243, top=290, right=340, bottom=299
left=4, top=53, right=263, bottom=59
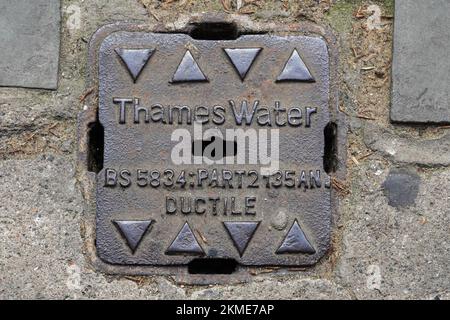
left=85, top=22, right=340, bottom=275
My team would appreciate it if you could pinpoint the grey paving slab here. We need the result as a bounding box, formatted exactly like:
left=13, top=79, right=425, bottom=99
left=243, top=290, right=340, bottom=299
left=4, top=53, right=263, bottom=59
left=363, top=122, right=450, bottom=167
left=391, top=0, right=450, bottom=123
left=0, top=0, right=60, bottom=89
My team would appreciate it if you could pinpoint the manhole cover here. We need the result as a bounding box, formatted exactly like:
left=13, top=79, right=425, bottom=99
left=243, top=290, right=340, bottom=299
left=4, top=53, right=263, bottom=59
left=89, top=23, right=338, bottom=273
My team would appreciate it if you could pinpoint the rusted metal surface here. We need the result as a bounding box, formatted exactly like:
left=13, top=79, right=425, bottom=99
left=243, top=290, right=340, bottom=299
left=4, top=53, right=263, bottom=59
left=96, top=30, right=332, bottom=267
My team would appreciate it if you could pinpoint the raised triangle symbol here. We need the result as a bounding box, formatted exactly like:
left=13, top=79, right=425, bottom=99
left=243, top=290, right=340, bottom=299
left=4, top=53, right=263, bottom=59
left=113, top=220, right=153, bottom=253
left=224, top=221, right=260, bottom=256
left=276, top=220, right=316, bottom=254
left=224, top=48, right=262, bottom=80
left=277, top=49, right=315, bottom=82
left=115, top=48, right=154, bottom=82
left=166, top=222, right=204, bottom=255
left=171, top=50, right=208, bottom=83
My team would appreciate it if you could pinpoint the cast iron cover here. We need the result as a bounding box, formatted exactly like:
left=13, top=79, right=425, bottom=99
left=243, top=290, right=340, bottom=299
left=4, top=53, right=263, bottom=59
left=96, top=31, right=332, bottom=267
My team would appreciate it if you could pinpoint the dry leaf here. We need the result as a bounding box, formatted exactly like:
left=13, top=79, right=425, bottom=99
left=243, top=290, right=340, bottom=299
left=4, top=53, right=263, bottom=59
left=239, top=6, right=256, bottom=14
left=221, top=0, right=232, bottom=12
left=332, top=177, right=351, bottom=197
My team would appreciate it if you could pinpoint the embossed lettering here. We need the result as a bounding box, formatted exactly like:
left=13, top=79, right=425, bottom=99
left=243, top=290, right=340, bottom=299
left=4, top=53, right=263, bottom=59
left=133, top=98, right=149, bottom=124
left=230, top=99, right=259, bottom=125
left=119, top=169, right=131, bottom=188
left=245, top=197, right=256, bottom=215
left=105, top=168, right=117, bottom=187
left=305, top=107, right=317, bottom=127
left=288, top=107, right=302, bottom=126
left=113, top=98, right=132, bottom=124
left=166, top=196, right=177, bottom=214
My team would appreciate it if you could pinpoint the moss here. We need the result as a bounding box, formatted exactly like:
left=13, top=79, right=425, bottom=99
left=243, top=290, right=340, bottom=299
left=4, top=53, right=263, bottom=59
left=326, top=0, right=395, bottom=33
left=379, top=0, right=395, bottom=16
left=326, top=0, right=358, bottom=34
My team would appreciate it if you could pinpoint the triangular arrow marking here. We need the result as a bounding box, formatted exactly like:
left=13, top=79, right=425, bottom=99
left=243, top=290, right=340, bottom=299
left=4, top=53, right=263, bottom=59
left=276, top=49, right=315, bottom=82
left=166, top=222, right=204, bottom=255
left=113, top=220, right=153, bottom=253
left=115, top=48, right=154, bottom=82
left=276, top=220, right=315, bottom=254
left=224, top=221, right=260, bottom=256
left=171, top=50, right=208, bottom=83
left=224, top=48, right=262, bottom=80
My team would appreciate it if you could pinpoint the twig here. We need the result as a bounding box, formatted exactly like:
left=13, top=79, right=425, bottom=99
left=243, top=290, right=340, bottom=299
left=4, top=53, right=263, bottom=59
left=79, top=87, right=94, bottom=103
left=249, top=267, right=280, bottom=275
left=148, top=9, right=160, bottom=21
left=356, top=114, right=376, bottom=120
left=354, top=6, right=365, bottom=18
left=196, top=229, right=208, bottom=244
left=221, top=0, right=232, bottom=12
left=351, top=156, right=360, bottom=165
left=48, top=130, right=60, bottom=138
left=331, top=177, right=351, bottom=196
left=358, top=151, right=375, bottom=161
left=338, top=105, right=350, bottom=116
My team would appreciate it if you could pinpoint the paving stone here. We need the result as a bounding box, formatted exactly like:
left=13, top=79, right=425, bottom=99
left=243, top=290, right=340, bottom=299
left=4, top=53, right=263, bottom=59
left=364, top=123, right=450, bottom=167
left=0, top=0, right=60, bottom=89
left=391, top=0, right=450, bottom=123
left=190, top=278, right=352, bottom=300
left=337, top=165, right=450, bottom=299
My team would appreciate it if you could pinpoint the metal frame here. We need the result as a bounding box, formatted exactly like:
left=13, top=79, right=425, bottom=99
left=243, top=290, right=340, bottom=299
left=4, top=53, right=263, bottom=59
left=76, top=14, right=346, bottom=284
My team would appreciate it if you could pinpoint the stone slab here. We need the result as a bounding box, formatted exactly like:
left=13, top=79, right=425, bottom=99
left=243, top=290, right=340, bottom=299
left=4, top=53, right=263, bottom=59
left=337, top=165, right=450, bottom=299
left=0, top=0, right=60, bottom=89
left=391, top=0, right=450, bottom=123
left=363, top=122, right=450, bottom=167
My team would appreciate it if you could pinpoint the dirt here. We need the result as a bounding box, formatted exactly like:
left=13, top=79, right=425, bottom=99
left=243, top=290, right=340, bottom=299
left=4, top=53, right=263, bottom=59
left=0, top=122, right=72, bottom=160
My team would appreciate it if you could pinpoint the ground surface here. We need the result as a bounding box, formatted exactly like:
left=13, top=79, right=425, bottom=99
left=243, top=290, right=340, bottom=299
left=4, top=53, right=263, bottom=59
left=0, top=0, right=448, bottom=299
